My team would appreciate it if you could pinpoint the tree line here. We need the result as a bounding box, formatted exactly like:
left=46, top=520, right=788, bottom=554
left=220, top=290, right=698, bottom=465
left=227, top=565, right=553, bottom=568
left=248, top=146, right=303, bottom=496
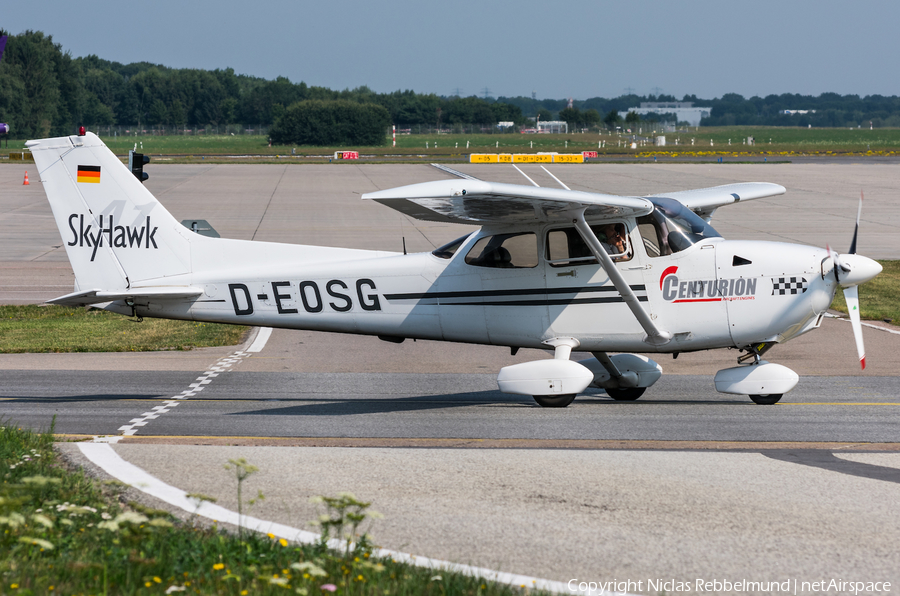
left=2, top=29, right=900, bottom=140
left=0, top=30, right=528, bottom=139
left=698, top=93, right=900, bottom=127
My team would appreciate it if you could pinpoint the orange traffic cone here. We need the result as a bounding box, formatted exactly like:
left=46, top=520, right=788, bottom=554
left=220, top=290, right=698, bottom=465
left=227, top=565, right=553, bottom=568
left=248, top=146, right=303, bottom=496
left=23, top=171, right=29, bottom=185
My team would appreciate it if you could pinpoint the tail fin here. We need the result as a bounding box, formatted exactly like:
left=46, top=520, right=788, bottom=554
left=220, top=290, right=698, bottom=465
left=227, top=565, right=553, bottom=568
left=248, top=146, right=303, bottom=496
left=27, top=132, right=194, bottom=292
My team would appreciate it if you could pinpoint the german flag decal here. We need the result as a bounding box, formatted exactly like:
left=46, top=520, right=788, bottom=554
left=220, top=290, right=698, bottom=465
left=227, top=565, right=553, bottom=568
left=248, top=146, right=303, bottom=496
left=77, top=165, right=101, bottom=184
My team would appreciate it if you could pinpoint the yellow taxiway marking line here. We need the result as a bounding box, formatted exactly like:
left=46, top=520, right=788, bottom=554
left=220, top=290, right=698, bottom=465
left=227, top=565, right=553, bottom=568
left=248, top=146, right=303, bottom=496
left=51, top=434, right=900, bottom=451
left=782, top=402, right=900, bottom=406
left=11, top=398, right=900, bottom=405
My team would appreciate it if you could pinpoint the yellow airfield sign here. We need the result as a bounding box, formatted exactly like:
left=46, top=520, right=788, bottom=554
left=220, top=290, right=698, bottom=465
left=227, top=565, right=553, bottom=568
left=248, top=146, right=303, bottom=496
left=470, top=153, right=584, bottom=164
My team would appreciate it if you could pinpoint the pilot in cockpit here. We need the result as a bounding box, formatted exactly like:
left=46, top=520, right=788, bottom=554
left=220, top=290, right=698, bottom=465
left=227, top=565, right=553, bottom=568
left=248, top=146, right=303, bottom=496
left=599, top=223, right=628, bottom=256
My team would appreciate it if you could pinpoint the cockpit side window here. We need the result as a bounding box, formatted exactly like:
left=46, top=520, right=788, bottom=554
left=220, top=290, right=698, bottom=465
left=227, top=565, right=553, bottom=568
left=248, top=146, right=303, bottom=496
left=546, top=223, right=633, bottom=267
left=432, top=233, right=473, bottom=259
left=465, top=232, right=538, bottom=268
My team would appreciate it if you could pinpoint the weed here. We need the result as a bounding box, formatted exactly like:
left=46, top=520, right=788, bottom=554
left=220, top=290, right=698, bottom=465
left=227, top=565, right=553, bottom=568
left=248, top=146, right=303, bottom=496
left=0, top=422, right=545, bottom=594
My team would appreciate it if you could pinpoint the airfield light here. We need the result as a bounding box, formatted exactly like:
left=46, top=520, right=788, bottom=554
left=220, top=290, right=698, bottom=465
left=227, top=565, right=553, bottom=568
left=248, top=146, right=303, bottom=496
left=78, top=126, right=85, bottom=136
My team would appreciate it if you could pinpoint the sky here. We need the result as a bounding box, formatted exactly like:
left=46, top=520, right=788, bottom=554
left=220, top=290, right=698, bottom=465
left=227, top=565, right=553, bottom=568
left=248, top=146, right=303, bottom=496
left=4, top=0, right=898, bottom=101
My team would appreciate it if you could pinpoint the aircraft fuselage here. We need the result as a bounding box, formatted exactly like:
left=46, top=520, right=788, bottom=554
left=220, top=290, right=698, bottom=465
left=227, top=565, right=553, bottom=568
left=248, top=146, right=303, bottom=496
left=117, top=220, right=837, bottom=355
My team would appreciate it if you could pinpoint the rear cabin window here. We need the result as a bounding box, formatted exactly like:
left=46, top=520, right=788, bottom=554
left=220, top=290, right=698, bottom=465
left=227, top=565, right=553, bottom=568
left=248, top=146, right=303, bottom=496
left=464, top=232, right=538, bottom=268
left=546, top=223, right=633, bottom=266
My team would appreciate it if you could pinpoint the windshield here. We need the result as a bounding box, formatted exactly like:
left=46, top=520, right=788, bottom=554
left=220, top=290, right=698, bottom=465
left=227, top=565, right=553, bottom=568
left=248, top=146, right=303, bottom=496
left=637, top=198, right=722, bottom=256
left=646, top=197, right=721, bottom=253
left=432, top=233, right=473, bottom=259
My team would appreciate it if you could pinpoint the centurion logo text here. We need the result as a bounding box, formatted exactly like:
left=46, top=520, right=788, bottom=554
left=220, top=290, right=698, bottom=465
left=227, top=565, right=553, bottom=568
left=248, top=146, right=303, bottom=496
left=660, top=266, right=757, bottom=303
left=67, top=214, right=158, bottom=262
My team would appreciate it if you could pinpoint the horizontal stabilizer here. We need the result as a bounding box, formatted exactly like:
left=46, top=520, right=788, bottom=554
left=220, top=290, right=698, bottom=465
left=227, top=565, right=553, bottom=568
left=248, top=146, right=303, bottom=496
left=649, top=183, right=786, bottom=220
left=363, top=179, right=653, bottom=224
left=47, top=287, right=204, bottom=307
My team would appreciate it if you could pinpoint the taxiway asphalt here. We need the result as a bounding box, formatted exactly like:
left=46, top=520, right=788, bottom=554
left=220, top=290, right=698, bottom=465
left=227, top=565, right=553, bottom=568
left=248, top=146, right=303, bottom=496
left=3, top=161, right=900, bottom=590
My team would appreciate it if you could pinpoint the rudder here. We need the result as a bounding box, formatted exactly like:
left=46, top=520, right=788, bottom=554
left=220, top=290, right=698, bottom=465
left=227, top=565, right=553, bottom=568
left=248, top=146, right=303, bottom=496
left=28, top=133, right=194, bottom=292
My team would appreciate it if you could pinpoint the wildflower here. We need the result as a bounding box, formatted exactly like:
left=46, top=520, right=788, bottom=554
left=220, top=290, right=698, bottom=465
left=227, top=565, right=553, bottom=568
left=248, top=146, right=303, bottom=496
left=165, top=587, right=186, bottom=594
left=292, top=562, right=327, bottom=577
left=19, top=536, right=54, bottom=550
left=213, top=563, right=225, bottom=570
left=279, top=538, right=288, bottom=547
left=320, top=585, right=337, bottom=592
left=430, top=575, right=442, bottom=581
left=154, top=576, right=162, bottom=583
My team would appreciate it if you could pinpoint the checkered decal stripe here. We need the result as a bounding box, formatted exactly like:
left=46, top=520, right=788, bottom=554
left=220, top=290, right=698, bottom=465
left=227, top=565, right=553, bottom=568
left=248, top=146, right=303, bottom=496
left=772, top=277, right=808, bottom=295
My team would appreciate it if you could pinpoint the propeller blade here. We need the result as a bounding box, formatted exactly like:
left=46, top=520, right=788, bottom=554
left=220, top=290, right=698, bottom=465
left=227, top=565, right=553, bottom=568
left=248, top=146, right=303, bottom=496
left=842, top=285, right=866, bottom=369
left=826, top=243, right=841, bottom=283
left=849, top=190, right=863, bottom=255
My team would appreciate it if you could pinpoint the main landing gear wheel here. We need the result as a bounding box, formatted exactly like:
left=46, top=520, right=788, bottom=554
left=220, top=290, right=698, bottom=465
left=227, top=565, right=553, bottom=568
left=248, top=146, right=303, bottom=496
left=605, top=387, right=646, bottom=401
left=749, top=394, right=782, bottom=405
left=533, top=394, right=577, bottom=408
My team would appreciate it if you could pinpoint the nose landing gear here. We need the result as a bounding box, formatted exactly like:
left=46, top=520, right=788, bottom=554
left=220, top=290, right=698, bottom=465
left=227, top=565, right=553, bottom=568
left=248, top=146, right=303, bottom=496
left=715, top=343, right=798, bottom=404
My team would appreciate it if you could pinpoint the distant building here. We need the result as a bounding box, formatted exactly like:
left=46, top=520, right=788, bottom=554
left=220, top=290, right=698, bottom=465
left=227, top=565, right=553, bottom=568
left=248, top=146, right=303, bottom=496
left=781, top=109, right=816, bottom=115
left=619, top=102, right=711, bottom=127
left=537, top=120, right=568, bottom=134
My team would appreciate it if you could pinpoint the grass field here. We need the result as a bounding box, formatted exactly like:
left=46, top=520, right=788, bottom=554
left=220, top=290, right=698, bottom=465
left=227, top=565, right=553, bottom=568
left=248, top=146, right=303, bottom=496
left=0, top=305, right=246, bottom=353
left=0, top=422, right=539, bottom=595
left=829, top=260, right=899, bottom=323
left=3, top=127, right=900, bottom=162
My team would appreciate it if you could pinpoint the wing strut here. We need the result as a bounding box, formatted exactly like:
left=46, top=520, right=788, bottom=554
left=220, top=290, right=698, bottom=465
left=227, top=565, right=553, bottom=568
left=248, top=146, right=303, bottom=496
left=569, top=208, right=672, bottom=346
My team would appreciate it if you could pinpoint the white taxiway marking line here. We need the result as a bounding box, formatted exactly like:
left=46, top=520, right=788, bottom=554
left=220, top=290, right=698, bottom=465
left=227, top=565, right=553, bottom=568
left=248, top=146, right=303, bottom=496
left=830, top=314, right=900, bottom=336
left=95, top=327, right=273, bottom=444
left=247, top=326, right=273, bottom=352
left=77, top=443, right=601, bottom=595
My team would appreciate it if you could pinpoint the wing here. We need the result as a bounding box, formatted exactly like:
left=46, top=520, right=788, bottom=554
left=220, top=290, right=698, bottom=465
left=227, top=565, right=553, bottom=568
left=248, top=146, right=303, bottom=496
left=648, top=182, right=786, bottom=221
left=362, top=179, right=653, bottom=225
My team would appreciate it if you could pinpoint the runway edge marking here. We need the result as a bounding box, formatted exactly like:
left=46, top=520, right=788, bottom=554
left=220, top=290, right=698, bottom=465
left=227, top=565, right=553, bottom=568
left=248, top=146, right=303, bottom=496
left=76, top=442, right=612, bottom=596
left=92, top=327, right=273, bottom=444
left=833, top=315, right=900, bottom=336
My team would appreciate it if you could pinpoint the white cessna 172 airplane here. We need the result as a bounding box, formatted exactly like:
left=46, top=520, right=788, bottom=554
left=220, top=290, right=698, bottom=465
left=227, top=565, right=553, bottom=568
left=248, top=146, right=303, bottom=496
left=29, top=131, right=882, bottom=407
